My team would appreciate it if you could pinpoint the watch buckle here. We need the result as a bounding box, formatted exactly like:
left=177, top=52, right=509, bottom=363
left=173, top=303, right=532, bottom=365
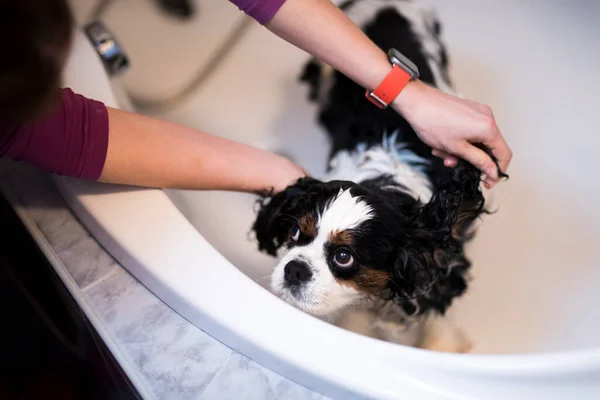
left=366, top=90, right=388, bottom=109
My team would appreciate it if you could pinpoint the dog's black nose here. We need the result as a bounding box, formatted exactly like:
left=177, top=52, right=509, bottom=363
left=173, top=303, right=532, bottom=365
left=284, top=260, right=312, bottom=286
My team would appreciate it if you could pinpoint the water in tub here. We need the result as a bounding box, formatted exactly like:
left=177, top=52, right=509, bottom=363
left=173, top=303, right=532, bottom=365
left=93, top=0, right=600, bottom=355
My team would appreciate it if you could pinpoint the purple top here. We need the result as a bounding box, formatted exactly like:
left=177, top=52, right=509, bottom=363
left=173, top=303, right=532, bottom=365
left=0, top=88, right=109, bottom=180
left=0, top=1, right=288, bottom=180
left=229, top=0, right=287, bottom=24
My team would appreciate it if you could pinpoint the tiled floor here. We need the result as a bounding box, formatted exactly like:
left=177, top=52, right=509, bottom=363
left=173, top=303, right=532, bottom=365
left=0, top=159, right=333, bottom=399
left=0, top=193, right=133, bottom=400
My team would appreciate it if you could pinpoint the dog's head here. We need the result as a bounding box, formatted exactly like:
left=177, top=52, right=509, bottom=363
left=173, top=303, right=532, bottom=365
left=252, top=162, right=487, bottom=318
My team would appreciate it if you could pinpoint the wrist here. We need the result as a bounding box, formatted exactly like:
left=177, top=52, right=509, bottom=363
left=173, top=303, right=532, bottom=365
left=365, top=48, right=422, bottom=111
left=272, top=157, right=307, bottom=192
left=254, top=155, right=306, bottom=195
left=390, top=79, right=427, bottom=117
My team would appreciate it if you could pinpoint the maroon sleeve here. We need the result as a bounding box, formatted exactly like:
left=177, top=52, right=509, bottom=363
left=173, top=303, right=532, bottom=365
left=229, top=0, right=287, bottom=25
left=0, top=88, right=109, bottom=180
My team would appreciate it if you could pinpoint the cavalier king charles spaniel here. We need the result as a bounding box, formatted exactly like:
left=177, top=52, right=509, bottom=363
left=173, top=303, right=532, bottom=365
left=252, top=0, right=506, bottom=352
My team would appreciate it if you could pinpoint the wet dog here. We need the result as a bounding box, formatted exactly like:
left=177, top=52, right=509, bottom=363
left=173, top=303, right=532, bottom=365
left=252, top=0, right=505, bottom=351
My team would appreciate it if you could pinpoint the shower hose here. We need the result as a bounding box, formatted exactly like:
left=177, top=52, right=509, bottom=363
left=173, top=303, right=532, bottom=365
left=91, top=0, right=253, bottom=112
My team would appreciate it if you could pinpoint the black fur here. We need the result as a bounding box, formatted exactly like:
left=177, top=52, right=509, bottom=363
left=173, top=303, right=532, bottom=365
left=253, top=158, right=485, bottom=316
left=253, top=2, right=507, bottom=317
left=299, top=5, right=446, bottom=163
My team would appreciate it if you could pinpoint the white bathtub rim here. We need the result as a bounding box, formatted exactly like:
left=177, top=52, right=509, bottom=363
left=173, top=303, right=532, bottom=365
left=58, top=26, right=600, bottom=400
left=52, top=177, right=600, bottom=386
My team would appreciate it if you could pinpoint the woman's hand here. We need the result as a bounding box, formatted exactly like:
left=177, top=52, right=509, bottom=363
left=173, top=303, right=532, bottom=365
left=268, top=156, right=310, bottom=194
left=266, top=0, right=512, bottom=188
left=393, top=81, right=512, bottom=187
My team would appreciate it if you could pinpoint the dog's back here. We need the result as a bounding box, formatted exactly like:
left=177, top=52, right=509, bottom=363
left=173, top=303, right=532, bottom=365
left=258, top=1, right=504, bottom=350
left=300, top=0, right=452, bottom=170
left=296, top=1, right=489, bottom=345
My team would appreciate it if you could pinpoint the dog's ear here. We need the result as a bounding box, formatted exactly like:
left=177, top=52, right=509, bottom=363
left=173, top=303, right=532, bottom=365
left=252, top=178, right=317, bottom=256
left=420, top=144, right=507, bottom=241
left=428, top=162, right=485, bottom=242
left=386, top=157, right=489, bottom=315
left=420, top=146, right=498, bottom=242
left=388, top=146, right=510, bottom=314
left=390, top=243, right=470, bottom=316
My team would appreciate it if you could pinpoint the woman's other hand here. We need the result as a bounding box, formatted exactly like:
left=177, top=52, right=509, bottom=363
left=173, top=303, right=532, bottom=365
left=269, top=155, right=310, bottom=194
left=393, top=81, right=512, bottom=188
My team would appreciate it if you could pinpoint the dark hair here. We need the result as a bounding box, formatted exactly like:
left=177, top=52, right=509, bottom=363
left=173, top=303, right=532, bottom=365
left=0, top=0, right=74, bottom=124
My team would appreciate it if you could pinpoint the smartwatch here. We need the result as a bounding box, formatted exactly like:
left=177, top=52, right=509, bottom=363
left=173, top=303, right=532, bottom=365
left=365, top=49, right=420, bottom=109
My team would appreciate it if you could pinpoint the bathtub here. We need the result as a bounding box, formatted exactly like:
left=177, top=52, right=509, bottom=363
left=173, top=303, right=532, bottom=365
left=56, top=1, right=600, bottom=399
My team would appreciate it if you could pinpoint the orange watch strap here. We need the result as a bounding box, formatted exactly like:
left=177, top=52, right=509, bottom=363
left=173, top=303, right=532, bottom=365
left=365, top=64, right=412, bottom=109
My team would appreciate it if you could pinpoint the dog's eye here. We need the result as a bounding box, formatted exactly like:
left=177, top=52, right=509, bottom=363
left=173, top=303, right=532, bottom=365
left=291, top=225, right=300, bottom=241
left=333, top=250, right=354, bottom=267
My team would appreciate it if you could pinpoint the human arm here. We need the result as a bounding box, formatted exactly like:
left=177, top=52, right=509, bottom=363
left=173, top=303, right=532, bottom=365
left=260, top=0, right=511, bottom=186
left=99, top=107, right=305, bottom=194
left=0, top=88, right=305, bottom=194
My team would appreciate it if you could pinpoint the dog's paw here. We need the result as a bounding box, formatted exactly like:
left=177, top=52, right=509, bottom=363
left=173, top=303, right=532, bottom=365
left=421, top=333, right=472, bottom=353
left=419, top=316, right=472, bottom=353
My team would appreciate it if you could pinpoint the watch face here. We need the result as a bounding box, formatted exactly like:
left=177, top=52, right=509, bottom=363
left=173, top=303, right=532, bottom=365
left=387, top=48, right=419, bottom=79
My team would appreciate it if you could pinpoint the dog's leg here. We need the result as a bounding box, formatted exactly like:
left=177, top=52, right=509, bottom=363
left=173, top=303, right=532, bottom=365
left=334, top=306, right=424, bottom=347
left=419, top=314, right=472, bottom=353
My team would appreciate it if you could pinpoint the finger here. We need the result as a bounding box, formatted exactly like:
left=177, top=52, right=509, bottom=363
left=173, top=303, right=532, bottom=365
left=444, top=157, right=458, bottom=167
left=482, top=128, right=512, bottom=175
left=432, top=148, right=450, bottom=158
left=454, top=142, right=499, bottom=183
left=431, top=149, right=458, bottom=166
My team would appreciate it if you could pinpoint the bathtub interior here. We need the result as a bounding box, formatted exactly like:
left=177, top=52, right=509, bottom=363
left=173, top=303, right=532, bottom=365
left=80, top=0, right=600, bottom=356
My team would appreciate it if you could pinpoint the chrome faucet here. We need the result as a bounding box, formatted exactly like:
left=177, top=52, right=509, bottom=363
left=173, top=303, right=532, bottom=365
left=84, top=20, right=129, bottom=77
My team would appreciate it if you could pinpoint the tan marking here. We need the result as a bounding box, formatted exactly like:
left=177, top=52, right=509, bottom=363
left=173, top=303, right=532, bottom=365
left=451, top=203, right=479, bottom=241
left=337, top=268, right=391, bottom=294
left=451, top=212, right=470, bottom=240
left=298, top=214, right=316, bottom=237
left=329, top=231, right=389, bottom=294
left=328, top=230, right=355, bottom=247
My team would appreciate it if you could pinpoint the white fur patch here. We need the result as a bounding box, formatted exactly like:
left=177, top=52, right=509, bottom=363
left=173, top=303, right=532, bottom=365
left=319, top=188, right=374, bottom=232
left=271, top=189, right=373, bottom=317
left=323, top=132, right=433, bottom=202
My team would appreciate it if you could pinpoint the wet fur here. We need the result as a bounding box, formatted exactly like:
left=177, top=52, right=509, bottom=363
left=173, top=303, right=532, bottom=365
left=252, top=0, right=507, bottom=347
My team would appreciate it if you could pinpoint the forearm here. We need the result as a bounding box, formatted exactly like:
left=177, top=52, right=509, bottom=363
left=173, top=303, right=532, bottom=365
left=265, top=0, right=511, bottom=182
left=99, top=107, right=301, bottom=193
left=266, top=0, right=430, bottom=117
left=266, top=0, right=393, bottom=95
